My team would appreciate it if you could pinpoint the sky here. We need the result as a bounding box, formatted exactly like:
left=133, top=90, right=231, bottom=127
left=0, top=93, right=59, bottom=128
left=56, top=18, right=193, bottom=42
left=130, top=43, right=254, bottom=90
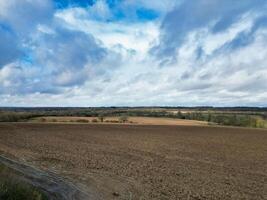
left=0, top=0, right=267, bottom=107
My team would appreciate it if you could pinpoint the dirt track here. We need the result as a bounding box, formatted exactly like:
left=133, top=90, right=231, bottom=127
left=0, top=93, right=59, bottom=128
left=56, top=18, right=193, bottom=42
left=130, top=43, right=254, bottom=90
left=0, top=155, right=91, bottom=200
left=0, top=123, right=266, bottom=199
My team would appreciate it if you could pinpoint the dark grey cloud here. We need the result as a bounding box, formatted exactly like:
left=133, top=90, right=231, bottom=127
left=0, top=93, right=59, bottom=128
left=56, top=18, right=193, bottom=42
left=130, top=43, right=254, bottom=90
left=33, top=25, right=109, bottom=87
left=0, top=25, right=21, bottom=68
left=0, top=63, right=59, bottom=95
left=0, top=0, right=111, bottom=94
left=152, top=0, right=267, bottom=64
left=217, top=15, right=267, bottom=51
left=230, top=75, right=267, bottom=93
left=35, top=26, right=107, bottom=67
left=0, top=0, right=54, bottom=35
left=0, top=25, right=110, bottom=94
left=0, top=0, right=54, bottom=68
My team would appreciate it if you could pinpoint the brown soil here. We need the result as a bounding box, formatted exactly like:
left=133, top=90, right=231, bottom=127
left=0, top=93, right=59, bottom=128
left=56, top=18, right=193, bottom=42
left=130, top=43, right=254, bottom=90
left=0, top=123, right=266, bottom=199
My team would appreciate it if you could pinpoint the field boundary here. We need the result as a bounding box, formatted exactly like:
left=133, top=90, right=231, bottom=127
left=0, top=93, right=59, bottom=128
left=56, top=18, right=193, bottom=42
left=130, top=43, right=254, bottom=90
left=0, top=155, right=91, bottom=200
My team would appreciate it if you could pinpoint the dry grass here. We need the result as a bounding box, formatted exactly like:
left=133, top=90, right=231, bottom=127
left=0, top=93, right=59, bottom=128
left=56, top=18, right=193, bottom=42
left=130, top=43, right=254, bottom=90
left=128, top=117, right=207, bottom=125
left=32, top=116, right=207, bottom=126
left=0, top=163, right=48, bottom=200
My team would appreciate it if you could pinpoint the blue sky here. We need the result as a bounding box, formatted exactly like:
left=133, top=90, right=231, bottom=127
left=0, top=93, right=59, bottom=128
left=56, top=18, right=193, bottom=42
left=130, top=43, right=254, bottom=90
left=0, top=0, right=267, bottom=106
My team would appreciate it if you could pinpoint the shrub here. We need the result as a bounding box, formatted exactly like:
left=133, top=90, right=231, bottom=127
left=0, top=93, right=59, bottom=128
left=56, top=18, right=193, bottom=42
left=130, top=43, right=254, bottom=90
left=39, top=118, right=46, bottom=122
left=105, top=120, right=119, bottom=123
left=76, top=119, right=89, bottom=123
left=0, top=112, right=37, bottom=122
left=91, top=119, right=98, bottom=123
left=98, top=115, right=105, bottom=122
left=119, top=116, right=128, bottom=123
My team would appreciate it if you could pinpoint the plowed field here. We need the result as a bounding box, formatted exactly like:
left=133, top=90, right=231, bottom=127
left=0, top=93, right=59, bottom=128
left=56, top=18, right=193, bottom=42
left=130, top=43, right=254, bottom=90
left=0, top=123, right=266, bottom=199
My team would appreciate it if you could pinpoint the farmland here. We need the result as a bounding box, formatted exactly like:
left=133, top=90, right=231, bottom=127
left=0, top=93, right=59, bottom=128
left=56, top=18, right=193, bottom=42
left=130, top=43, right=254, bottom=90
left=1, top=107, right=267, bottom=128
left=31, top=116, right=208, bottom=126
left=0, top=123, right=266, bottom=199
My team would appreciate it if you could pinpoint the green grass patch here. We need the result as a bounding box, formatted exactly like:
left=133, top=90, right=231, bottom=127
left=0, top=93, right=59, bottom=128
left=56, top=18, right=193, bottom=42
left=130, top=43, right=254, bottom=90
left=0, top=164, right=48, bottom=200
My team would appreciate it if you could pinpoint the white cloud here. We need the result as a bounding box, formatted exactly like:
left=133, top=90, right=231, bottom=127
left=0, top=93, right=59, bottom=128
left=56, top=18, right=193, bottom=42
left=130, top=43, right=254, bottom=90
left=55, top=7, right=160, bottom=57
left=0, top=0, right=267, bottom=106
left=0, top=0, right=53, bottom=34
left=201, top=13, right=256, bottom=55
left=89, top=0, right=112, bottom=20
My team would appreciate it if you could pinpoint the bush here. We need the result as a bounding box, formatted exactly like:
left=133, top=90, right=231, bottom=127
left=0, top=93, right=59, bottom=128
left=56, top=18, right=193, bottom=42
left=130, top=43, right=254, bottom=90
left=39, top=118, right=46, bottom=122
left=119, top=116, right=128, bottom=123
left=76, top=119, right=89, bottom=123
left=105, top=120, right=119, bottom=123
left=98, top=115, right=105, bottom=122
left=91, top=119, right=98, bottom=123
left=0, top=112, right=37, bottom=122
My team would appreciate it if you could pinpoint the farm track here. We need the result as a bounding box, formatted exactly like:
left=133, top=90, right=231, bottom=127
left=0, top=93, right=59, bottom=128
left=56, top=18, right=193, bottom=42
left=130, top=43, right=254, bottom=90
left=0, top=155, right=92, bottom=200
left=0, top=123, right=267, bottom=199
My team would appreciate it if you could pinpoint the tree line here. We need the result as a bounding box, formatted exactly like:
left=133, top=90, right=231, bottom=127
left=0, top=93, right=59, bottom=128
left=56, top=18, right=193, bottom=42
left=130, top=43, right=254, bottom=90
left=0, top=109, right=266, bottom=128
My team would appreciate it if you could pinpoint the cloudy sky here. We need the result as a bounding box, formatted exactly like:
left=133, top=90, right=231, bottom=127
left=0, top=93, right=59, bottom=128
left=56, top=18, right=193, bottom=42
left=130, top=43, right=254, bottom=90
left=0, top=0, right=267, bottom=107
